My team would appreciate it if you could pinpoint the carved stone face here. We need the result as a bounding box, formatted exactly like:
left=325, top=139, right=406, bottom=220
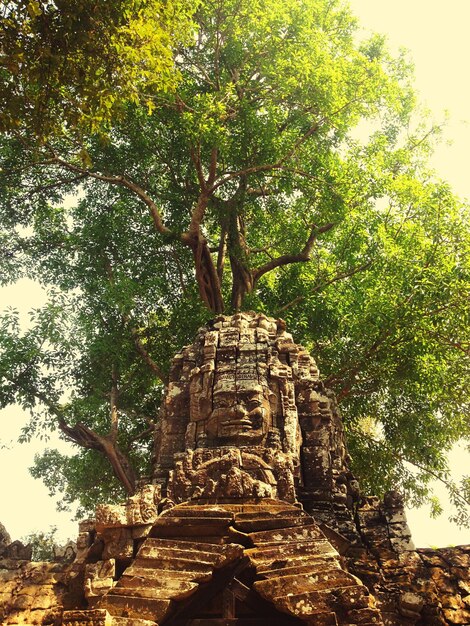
left=205, top=383, right=272, bottom=444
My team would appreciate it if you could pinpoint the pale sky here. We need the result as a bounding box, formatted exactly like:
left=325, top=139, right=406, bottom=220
left=0, top=1, right=469, bottom=547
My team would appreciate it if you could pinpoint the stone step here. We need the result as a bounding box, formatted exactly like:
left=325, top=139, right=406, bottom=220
left=137, top=542, right=222, bottom=565
left=160, top=506, right=235, bottom=519
left=272, top=589, right=342, bottom=619
left=99, top=594, right=171, bottom=621
left=345, top=607, right=383, bottom=624
left=131, top=555, right=215, bottom=574
left=123, top=565, right=213, bottom=583
left=304, top=611, right=339, bottom=625
left=329, top=584, right=372, bottom=613
left=202, top=501, right=299, bottom=513
left=246, top=538, right=338, bottom=566
left=234, top=504, right=304, bottom=522
left=150, top=516, right=232, bottom=537
left=185, top=615, right=299, bottom=626
left=258, top=557, right=339, bottom=579
left=63, top=610, right=113, bottom=625
left=153, top=510, right=233, bottom=521
left=248, top=523, right=325, bottom=545
left=254, top=567, right=360, bottom=598
left=270, top=584, right=370, bottom=619
left=116, top=574, right=198, bottom=598
left=108, top=582, right=198, bottom=601
left=151, top=526, right=228, bottom=546
left=234, top=513, right=312, bottom=533
left=139, top=537, right=237, bottom=555
left=274, top=585, right=374, bottom=626
left=256, top=555, right=339, bottom=576
left=111, top=617, right=158, bottom=626
left=140, top=539, right=243, bottom=566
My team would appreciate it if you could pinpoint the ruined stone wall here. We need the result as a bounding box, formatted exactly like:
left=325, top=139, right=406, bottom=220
left=0, top=557, right=73, bottom=625
left=348, top=493, right=470, bottom=625
left=1, top=485, right=469, bottom=626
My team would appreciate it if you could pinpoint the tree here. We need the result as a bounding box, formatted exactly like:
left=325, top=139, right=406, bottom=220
left=0, top=0, right=468, bottom=521
left=21, top=525, right=74, bottom=561
left=0, top=0, right=198, bottom=137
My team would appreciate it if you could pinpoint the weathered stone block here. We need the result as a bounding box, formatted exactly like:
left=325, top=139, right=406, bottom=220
left=98, top=594, right=171, bottom=621
left=62, top=608, right=112, bottom=625
left=389, top=536, right=415, bottom=553
left=101, top=528, right=133, bottom=560
left=84, top=560, right=115, bottom=599
left=398, top=591, right=425, bottom=617
left=442, top=607, right=470, bottom=624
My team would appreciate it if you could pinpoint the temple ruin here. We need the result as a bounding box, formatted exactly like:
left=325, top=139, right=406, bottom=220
left=1, top=312, right=469, bottom=625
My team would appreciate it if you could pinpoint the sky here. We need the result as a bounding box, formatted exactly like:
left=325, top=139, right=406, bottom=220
left=349, top=0, right=470, bottom=200
left=0, top=0, right=469, bottom=547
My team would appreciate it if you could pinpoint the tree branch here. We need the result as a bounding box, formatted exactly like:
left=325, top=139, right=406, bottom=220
left=190, top=145, right=207, bottom=191
left=104, top=257, right=168, bottom=384
left=253, top=222, right=334, bottom=283
left=109, top=365, right=119, bottom=444
left=275, top=260, right=373, bottom=314
left=58, top=419, right=136, bottom=495
left=276, top=295, right=305, bottom=314
left=4, top=374, right=139, bottom=496
left=29, top=173, right=88, bottom=195
left=170, top=247, right=190, bottom=299
left=128, top=324, right=169, bottom=385
left=186, top=146, right=218, bottom=238
left=216, top=226, right=227, bottom=282
left=48, top=155, right=174, bottom=238
left=350, top=428, right=470, bottom=510
left=209, top=162, right=284, bottom=194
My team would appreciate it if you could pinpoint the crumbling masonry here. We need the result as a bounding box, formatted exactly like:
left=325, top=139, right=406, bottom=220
left=1, top=312, right=469, bottom=625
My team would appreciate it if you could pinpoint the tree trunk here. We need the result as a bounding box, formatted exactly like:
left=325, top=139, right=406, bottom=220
left=58, top=420, right=137, bottom=495
left=230, top=257, right=253, bottom=311
left=190, top=234, right=225, bottom=313
left=227, top=206, right=253, bottom=311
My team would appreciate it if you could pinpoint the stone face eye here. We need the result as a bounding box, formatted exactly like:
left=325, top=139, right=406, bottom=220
left=213, top=396, right=232, bottom=409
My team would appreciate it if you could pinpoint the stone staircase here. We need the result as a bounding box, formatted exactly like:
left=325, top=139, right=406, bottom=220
left=228, top=503, right=384, bottom=626
left=63, top=500, right=383, bottom=626
left=61, top=507, right=243, bottom=625
left=96, top=530, right=243, bottom=623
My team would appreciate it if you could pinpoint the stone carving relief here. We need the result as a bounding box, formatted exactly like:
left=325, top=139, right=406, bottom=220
left=166, top=446, right=296, bottom=502
left=153, top=312, right=352, bottom=509
left=95, top=484, right=161, bottom=531
left=84, top=559, right=115, bottom=601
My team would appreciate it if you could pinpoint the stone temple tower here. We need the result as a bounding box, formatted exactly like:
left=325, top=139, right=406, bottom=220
left=152, top=311, right=359, bottom=538
left=1, top=313, right=469, bottom=626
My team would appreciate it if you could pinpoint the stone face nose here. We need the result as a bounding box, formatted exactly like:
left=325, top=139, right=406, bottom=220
left=231, top=402, right=248, bottom=419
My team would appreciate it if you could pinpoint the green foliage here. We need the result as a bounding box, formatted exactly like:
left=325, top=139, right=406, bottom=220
left=0, top=0, right=197, bottom=137
left=21, top=525, right=60, bottom=561
left=0, top=0, right=468, bottom=521
left=31, top=449, right=129, bottom=517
